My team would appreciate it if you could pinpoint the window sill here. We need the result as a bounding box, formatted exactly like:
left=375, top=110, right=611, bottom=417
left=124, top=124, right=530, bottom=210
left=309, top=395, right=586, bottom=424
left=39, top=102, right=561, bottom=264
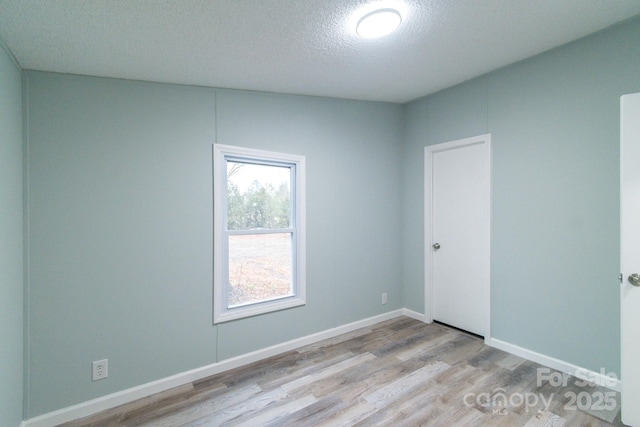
left=213, top=296, right=306, bottom=324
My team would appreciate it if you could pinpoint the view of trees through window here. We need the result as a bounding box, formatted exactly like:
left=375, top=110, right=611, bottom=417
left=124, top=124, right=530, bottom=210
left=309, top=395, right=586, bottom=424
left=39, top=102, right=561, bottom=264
left=226, top=161, right=294, bottom=307
left=226, top=162, right=291, bottom=230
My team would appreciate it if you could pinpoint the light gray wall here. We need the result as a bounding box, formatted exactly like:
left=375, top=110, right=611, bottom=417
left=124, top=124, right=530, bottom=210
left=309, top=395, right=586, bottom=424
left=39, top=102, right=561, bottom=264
left=0, top=43, right=24, bottom=426
left=403, top=17, right=640, bottom=376
left=24, top=73, right=219, bottom=417
left=24, top=73, right=403, bottom=417
left=215, top=90, right=403, bottom=358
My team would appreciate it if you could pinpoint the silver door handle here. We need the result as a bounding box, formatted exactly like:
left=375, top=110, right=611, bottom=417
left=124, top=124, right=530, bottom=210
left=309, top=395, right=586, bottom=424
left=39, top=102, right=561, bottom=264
left=629, top=274, right=640, bottom=287
left=433, top=243, right=440, bottom=250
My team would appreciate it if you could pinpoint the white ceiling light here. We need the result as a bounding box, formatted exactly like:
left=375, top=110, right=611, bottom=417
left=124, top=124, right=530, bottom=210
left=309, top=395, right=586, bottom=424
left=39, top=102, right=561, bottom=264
left=356, top=8, right=402, bottom=38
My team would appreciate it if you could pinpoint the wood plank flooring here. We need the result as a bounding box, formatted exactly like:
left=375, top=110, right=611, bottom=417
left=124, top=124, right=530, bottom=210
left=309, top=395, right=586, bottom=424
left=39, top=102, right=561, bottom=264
left=59, top=317, right=626, bottom=426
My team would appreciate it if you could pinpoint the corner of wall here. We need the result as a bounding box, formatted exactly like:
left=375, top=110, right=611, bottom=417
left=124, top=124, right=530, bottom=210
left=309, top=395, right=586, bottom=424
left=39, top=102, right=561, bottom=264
left=22, top=68, right=30, bottom=423
left=0, top=36, right=25, bottom=427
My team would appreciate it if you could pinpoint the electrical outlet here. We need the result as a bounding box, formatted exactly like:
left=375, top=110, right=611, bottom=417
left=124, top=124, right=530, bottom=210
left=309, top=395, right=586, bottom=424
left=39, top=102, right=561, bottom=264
left=381, top=292, right=388, bottom=305
left=92, top=359, right=108, bottom=381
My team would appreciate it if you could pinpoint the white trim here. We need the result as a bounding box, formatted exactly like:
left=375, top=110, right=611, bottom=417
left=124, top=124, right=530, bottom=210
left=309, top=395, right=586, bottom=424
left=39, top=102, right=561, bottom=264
left=21, top=309, right=621, bottom=426
left=401, top=308, right=428, bottom=322
left=424, top=134, right=492, bottom=341
left=489, top=337, right=621, bottom=392
left=21, top=310, right=405, bottom=427
left=213, top=144, right=307, bottom=323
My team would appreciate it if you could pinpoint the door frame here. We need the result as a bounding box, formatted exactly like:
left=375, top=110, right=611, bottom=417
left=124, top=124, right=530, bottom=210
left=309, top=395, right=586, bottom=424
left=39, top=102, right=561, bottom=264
left=424, top=133, right=492, bottom=342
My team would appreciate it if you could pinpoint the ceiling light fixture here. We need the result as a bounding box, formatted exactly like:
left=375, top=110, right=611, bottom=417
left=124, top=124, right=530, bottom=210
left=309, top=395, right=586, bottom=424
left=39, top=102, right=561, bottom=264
left=356, top=8, right=402, bottom=38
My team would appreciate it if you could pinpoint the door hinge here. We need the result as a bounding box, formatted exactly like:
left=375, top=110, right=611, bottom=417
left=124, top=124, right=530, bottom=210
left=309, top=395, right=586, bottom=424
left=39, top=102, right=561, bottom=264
left=619, top=273, right=624, bottom=284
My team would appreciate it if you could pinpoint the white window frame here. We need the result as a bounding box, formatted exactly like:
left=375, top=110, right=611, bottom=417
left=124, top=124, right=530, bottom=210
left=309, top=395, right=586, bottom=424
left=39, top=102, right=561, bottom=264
left=213, top=144, right=306, bottom=323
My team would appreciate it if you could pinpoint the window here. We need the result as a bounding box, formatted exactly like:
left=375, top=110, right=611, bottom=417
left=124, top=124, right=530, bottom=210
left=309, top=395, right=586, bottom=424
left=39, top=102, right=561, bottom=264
left=213, top=144, right=306, bottom=323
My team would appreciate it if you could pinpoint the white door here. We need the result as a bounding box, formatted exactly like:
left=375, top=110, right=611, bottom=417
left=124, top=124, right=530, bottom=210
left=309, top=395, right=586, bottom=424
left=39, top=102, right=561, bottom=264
left=621, top=93, right=640, bottom=426
left=425, top=134, right=491, bottom=337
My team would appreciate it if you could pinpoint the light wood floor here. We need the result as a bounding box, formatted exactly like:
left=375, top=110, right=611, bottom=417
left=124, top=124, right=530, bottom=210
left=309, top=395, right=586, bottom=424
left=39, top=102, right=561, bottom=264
left=60, top=317, right=625, bottom=426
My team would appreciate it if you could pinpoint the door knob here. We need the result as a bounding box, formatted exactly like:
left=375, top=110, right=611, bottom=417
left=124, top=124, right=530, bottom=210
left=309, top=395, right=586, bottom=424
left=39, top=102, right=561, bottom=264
left=629, top=274, right=640, bottom=287
left=432, top=243, right=440, bottom=250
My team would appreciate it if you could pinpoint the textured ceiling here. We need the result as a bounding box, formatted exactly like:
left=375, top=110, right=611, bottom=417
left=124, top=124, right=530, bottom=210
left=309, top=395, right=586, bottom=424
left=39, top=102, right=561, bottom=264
left=1, top=0, right=639, bottom=103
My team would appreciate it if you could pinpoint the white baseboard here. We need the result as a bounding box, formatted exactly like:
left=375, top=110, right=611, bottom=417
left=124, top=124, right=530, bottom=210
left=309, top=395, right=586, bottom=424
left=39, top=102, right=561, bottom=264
left=22, top=310, right=619, bottom=427
left=401, top=308, right=428, bottom=322
left=21, top=309, right=406, bottom=427
left=488, top=337, right=621, bottom=392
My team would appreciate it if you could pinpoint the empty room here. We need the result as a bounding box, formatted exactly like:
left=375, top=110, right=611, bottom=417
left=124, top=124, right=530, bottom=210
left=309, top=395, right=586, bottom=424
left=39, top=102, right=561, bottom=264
left=2, top=1, right=640, bottom=426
